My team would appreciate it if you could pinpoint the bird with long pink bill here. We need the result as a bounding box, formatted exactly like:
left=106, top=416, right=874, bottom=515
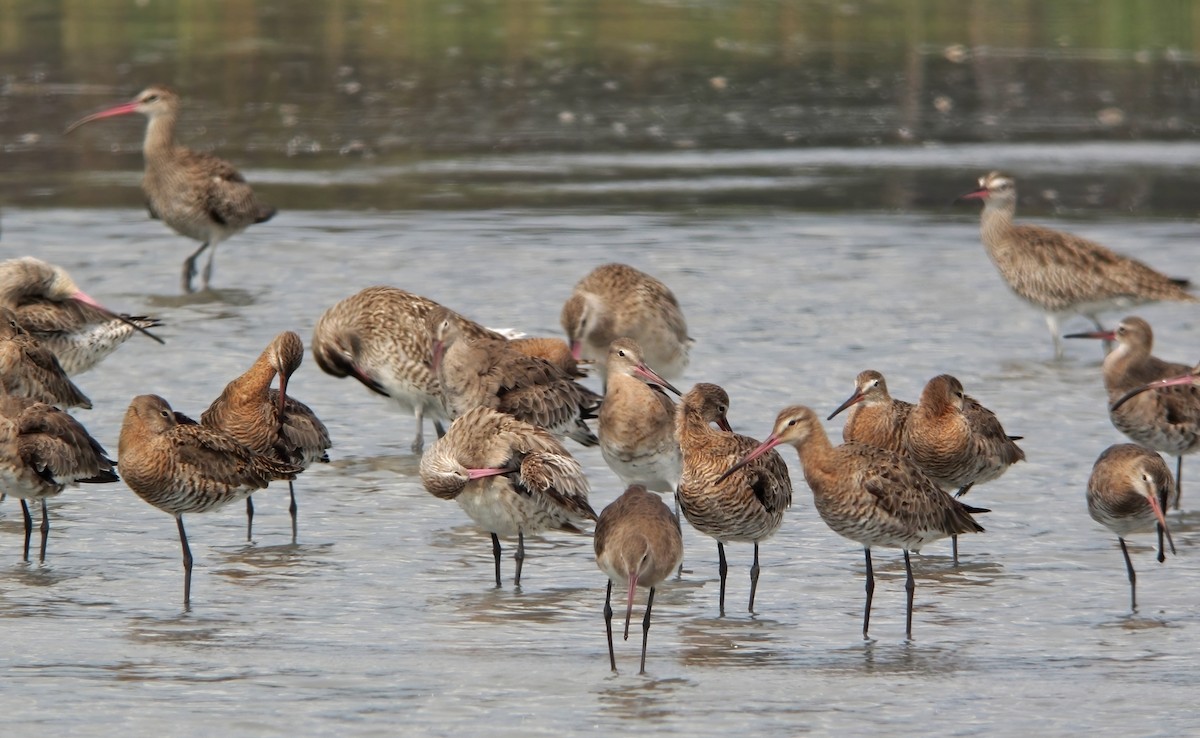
left=1086, top=444, right=1177, bottom=612
left=957, top=171, right=1196, bottom=359
left=561, top=263, right=692, bottom=388
left=0, top=395, right=118, bottom=563
left=1067, top=316, right=1199, bottom=509
left=66, top=86, right=276, bottom=293
left=419, top=406, right=597, bottom=588
left=675, top=383, right=792, bottom=616
left=0, top=257, right=162, bottom=374
left=717, top=405, right=987, bottom=640
left=594, top=484, right=683, bottom=675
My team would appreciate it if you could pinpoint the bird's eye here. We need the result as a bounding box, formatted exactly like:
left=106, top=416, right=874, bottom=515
left=144, top=94, right=159, bottom=103
left=617, top=350, right=626, bottom=357
left=787, top=419, right=797, bottom=427
left=159, top=410, right=170, bottom=418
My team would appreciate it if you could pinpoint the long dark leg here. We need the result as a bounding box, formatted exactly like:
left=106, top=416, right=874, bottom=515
left=182, top=241, right=210, bottom=293
left=434, top=420, right=447, bottom=439
left=951, top=535, right=959, bottom=566
left=1175, top=456, right=1183, bottom=510
left=177, top=516, right=193, bottom=608
left=639, top=586, right=656, bottom=675
left=245, top=496, right=254, bottom=542
left=862, top=547, right=874, bottom=640
left=673, top=492, right=683, bottom=579
left=514, top=531, right=526, bottom=586
left=748, top=542, right=761, bottom=613
left=200, top=242, right=219, bottom=289
left=288, top=480, right=298, bottom=545
left=38, top=499, right=49, bottom=563
left=491, top=533, right=502, bottom=588
left=954, top=483, right=974, bottom=499
left=20, top=499, right=32, bottom=562
left=903, top=550, right=916, bottom=640
left=1119, top=537, right=1137, bottom=612
left=717, top=541, right=728, bottom=617
left=604, top=580, right=616, bottom=672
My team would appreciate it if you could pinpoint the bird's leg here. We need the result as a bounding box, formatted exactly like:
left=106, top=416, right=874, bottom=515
left=410, top=407, right=426, bottom=454
left=490, top=533, right=502, bottom=588
left=200, top=242, right=219, bottom=290
left=640, top=587, right=655, bottom=675
left=903, top=550, right=916, bottom=640
left=288, top=480, right=298, bottom=545
left=717, top=541, right=728, bottom=617
left=181, top=241, right=210, bottom=293
left=951, top=535, right=959, bottom=566
left=1175, top=455, right=1183, bottom=510
left=434, top=420, right=447, bottom=439
left=1119, top=537, right=1137, bottom=612
left=604, top=580, right=616, bottom=672
left=954, top=482, right=974, bottom=498
left=673, top=492, right=683, bottom=580
left=38, top=499, right=49, bottom=563
left=20, top=499, right=32, bottom=562
left=514, top=531, right=525, bottom=587
left=1046, top=314, right=1065, bottom=360
left=862, top=547, right=874, bottom=640
left=748, top=542, right=761, bottom=613
left=245, top=496, right=254, bottom=542
left=177, top=516, right=193, bottom=609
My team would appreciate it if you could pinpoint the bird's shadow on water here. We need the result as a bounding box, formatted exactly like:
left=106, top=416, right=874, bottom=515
left=210, top=541, right=339, bottom=589
left=595, top=675, right=695, bottom=721
left=144, top=287, right=258, bottom=310
left=675, top=613, right=790, bottom=668
left=437, top=583, right=597, bottom=625
left=328, top=453, right=422, bottom=477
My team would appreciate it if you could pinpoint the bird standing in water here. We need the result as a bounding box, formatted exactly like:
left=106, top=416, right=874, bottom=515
left=67, top=86, right=276, bottom=293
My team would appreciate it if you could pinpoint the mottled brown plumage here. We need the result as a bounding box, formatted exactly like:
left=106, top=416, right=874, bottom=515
left=598, top=338, right=682, bottom=495
left=118, top=394, right=300, bottom=606
left=905, top=374, right=1024, bottom=494
left=958, top=172, right=1196, bottom=358
left=721, top=405, right=986, bottom=639
left=312, top=287, right=505, bottom=453
left=0, top=395, right=117, bottom=562
left=67, top=86, right=276, bottom=292
left=202, top=331, right=331, bottom=542
left=508, top=336, right=591, bottom=378
left=828, top=369, right=912, bottom=455
left=675, top=383, right=791, bottom=615
left=419, top=406, right=596, bottom=587
left=561, top=263, right=692, bottom=384
left=0, top=257, right=162, bottom=375
left=1070, top=316, right=1199, bottom=509
left=1086, top=443, right=1177, bottom=612
left=430, top=307, right=601, bottom=447
left=0, top=306, right=92, bottom=409
left=594, top=484, right=683, bottom=674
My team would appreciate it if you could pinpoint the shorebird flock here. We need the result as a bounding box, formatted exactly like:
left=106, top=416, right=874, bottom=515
left=0, top=87, right=1194, bottom=674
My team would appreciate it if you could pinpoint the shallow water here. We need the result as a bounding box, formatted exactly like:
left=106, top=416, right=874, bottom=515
left=3, top=204, right=1199, bottom=737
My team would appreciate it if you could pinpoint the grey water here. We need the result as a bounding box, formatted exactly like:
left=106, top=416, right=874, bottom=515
left=4, top=1, right=1200, bottom=735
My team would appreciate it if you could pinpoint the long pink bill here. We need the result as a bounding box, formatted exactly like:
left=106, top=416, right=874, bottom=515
left=64, top=101, right=140, bottom=134
left=430, top=340, right=445, bottom=372
left=71, top=290, right=165, bottom=345
left=713, top=434, right=783, bottom=486
left=569, top=340, right=582, bottom=361
left=1111, top=373, right=1197, bottom=413
left=623, top=570, right=638, bottom=641
left=277, top=371, right=290, bottom=417
left=953, top=187, right=989, bottom=204
left=1062, top=329, right=1116, bottom=342
left=1147, top=488, right=1177, bottom=560
left=632, top=362, right=681, bottom=397
left=827, top=390, right=865, bottom=421
left=466, top=467, right=511, bottom=481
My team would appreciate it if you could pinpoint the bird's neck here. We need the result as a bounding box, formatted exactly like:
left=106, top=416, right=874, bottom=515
left=979, top=199, right=1017, bottom=250
left=143, top=112, right=180, bottom=161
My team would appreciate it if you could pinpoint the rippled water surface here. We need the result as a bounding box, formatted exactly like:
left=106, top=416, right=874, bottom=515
left=3, top=204, right=1199, bottom=737
left=5, top=1, right=1200, bottom=734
